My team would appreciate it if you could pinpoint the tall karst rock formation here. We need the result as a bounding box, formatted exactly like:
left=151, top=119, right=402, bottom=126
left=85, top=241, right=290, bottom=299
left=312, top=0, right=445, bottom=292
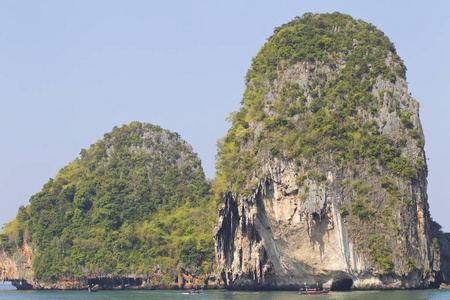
left=214, top=12, right=446, bottom=290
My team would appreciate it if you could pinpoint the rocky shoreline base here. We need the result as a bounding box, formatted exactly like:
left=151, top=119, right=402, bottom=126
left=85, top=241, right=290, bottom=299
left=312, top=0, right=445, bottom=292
left=9, top=268, right=223, bottom=290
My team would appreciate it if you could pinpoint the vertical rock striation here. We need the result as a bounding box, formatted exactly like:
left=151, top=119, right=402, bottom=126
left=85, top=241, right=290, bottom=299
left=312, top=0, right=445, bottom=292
left=0, top=241, right=34, bottom=289
left=214, top=12, right=445, bottom=290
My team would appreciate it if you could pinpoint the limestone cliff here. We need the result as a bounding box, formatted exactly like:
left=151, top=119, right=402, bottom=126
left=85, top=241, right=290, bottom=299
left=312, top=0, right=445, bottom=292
left=0, top=241, right=34, bottom=289
left=214, top=12, right=444, bottom=290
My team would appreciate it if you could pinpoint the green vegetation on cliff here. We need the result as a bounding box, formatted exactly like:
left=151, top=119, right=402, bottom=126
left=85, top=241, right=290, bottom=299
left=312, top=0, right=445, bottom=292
left=215, top=12, right=421, bottom=196
left=2, top=122, right=216, bottom=281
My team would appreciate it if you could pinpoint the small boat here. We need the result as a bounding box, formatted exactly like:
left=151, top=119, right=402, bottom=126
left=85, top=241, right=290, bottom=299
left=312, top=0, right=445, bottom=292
left=88, top=285, right=100, bottom=292
left=299, top=288, right=331, bottom=295
left=188, top=288, right=203, bottom=294
left=299, top=283, right=331, bottom=295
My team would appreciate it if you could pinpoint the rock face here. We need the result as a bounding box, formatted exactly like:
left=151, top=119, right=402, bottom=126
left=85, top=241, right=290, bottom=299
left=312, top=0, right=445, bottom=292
left=214, top=13, right=445, bottom=290
left=433, top=222, right=450, bottom=285
left=0, top=241, right=33, bottom=289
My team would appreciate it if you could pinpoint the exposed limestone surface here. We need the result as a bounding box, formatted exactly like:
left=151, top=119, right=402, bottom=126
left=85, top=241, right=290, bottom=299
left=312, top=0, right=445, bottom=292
left=215, top=156, right=436, bottom=289
left=0, top=241, right=33, bottom=288
left=214, top=13, right=447, bottom=290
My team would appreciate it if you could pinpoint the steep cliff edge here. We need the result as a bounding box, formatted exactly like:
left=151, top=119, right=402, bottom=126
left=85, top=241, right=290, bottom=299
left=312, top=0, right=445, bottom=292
left=214, top=12, right=445, bottom=290
left=0, top=241, right=34, bottom=289
left=0, top=122, right=220, bottom=290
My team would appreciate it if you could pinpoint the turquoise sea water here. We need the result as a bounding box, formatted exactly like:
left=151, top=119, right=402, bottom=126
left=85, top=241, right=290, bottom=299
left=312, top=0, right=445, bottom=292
left=1, top=283, right=450, bottom=300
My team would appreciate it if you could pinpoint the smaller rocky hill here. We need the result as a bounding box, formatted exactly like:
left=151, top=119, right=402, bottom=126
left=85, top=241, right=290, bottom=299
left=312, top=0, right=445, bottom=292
left=0, top=121, right=219, bottom=290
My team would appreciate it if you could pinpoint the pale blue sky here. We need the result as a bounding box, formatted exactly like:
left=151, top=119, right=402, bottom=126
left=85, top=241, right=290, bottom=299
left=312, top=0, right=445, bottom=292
left=1, top=0, right=449, bottom=231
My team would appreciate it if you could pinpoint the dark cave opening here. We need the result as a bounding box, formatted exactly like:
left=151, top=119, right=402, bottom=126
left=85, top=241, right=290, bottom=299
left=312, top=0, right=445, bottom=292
left=331, top=278, right=353, bottom=291
left=87, top=277, right=143, bottom=289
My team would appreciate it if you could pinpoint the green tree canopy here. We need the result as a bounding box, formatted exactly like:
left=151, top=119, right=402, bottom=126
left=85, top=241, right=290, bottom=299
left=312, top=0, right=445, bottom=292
left=2, top=122, right=216, bottom=281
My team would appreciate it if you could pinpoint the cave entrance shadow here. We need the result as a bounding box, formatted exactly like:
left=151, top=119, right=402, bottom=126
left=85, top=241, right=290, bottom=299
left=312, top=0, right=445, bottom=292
left=331, top=278, right=353, bottom=291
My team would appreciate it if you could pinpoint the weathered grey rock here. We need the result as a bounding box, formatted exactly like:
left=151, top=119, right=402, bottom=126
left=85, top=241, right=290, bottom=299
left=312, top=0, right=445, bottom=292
left=215, top=154, right=437, bottom=289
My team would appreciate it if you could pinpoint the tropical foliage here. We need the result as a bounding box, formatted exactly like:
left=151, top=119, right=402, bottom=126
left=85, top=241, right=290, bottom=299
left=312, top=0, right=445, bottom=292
left=215, top=12, right=422, bottom=197
left=1, top=122, right=216, bottom=281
